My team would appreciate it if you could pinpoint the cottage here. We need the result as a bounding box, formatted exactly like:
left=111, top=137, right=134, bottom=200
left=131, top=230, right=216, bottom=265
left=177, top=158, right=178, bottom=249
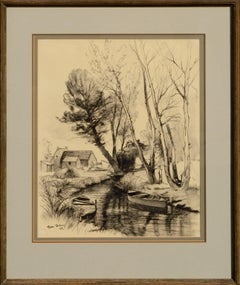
left=61, top=150, right=97, bottom=169
left=40, top=147, right=97, bottom=172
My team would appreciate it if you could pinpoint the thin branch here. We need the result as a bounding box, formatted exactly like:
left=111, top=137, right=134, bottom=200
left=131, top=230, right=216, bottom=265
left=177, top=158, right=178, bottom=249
left=168, top=69, right=185, bottom=98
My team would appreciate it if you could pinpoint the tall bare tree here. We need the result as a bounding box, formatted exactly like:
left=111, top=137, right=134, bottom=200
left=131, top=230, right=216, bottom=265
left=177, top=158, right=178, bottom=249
left=164, top=43, right=198, bottom=189
left=89, top=41, right=134, bottom=156
left=89, top=41, right=157, bottom=183
left=131, top=41, right=184, bottom=189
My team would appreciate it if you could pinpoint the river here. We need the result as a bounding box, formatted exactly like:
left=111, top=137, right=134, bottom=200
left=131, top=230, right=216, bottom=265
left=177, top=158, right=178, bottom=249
left=78, top=180, right=200, bottom=238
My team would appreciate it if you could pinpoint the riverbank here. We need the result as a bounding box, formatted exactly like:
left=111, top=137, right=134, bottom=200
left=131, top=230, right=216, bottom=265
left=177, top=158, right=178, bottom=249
left=39, top=169, right=112, bottom=219
left=38, top=162, right=201, bottom=238
left=41, top=168, right=111, bottom=190
left=119, top=160, right=201, bottom=212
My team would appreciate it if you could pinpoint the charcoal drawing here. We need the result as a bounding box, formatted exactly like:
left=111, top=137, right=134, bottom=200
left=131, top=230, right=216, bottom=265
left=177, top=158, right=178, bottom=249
left=33, top=36, right=204, bottom=241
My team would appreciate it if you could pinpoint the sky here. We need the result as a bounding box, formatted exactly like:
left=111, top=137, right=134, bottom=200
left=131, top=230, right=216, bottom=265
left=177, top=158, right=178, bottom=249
left=36, top=37, right=202, bottom=162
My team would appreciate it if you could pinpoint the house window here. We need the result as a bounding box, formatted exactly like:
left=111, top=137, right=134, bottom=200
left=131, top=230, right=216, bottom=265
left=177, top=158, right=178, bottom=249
left=69, top=162, right=71, bottom=165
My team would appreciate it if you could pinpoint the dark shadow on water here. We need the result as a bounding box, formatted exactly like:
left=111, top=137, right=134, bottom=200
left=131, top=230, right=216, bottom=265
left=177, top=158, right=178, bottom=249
left=79, top=181, right=200, bottom=237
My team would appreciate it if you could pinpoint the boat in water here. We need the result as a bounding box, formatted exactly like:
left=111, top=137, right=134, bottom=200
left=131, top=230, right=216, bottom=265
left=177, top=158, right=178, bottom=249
left=71, top=195, right=97, bottom=221
left=72, top=195, right=95, bottom=206
left=128, top=190, right=169, bottom=214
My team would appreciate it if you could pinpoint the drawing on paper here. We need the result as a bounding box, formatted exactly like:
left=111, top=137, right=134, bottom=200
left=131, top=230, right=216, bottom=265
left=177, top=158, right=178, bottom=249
left=33, top=36, right=205, bottom=241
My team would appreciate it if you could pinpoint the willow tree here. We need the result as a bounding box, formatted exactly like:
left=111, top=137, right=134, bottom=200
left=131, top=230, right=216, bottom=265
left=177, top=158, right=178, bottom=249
left=59, top=68, right=121, bottom=173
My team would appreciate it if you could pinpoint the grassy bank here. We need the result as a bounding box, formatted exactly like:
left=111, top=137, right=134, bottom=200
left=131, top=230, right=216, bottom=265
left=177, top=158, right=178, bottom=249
left=39, top=168, right=111, bottom=219
left=119, top=160, right=201, bottom=212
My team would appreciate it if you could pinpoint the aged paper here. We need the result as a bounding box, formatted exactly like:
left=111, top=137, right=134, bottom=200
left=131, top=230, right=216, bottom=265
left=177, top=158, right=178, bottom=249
left=33, top=36, right=204, bottom=241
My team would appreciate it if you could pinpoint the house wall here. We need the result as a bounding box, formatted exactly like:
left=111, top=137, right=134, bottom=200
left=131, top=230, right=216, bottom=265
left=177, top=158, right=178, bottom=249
left=80, top=159, right=88, bottom=167
left=62, top=158, right=81, bottom=169
left=80, top=154, right=97, bottom=168
left=76, top=159, right=81, bottom=169
left=40, top=162, right=53, bottom=172
left=53, top=147, right=68, bottom=170
left=62, top=161, right=77, bottom=168
left=53, top=151, right=97, bottom=169
left=88, top=153, right=97, bottom=167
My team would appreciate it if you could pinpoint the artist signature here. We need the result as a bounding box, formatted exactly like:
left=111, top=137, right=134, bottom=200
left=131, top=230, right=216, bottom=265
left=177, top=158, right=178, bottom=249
left=46, top=224, right=65, bottom=230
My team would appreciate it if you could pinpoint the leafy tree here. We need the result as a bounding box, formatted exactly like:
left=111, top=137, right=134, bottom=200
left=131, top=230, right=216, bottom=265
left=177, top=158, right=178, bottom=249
left=59, top=69, right=121, bottom=173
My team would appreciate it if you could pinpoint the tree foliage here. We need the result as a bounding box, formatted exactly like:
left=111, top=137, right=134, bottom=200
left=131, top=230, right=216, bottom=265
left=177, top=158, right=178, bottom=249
left=59, top=69, right=120, bottom=173
left=60, top=69, right=111, bottom=145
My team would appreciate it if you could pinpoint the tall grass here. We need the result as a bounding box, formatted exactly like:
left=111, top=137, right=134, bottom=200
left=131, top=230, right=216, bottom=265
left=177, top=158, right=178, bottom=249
left=40, top=177, right=70, bottom=218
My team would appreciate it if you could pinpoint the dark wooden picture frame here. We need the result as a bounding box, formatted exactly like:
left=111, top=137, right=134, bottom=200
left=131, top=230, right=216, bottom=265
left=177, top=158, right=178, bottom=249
left=0, top=1, right=239, bottom=284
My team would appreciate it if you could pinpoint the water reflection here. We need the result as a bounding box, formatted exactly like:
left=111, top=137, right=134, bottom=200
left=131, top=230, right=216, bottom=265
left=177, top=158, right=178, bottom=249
left=81, top=181, right=200, bottom=237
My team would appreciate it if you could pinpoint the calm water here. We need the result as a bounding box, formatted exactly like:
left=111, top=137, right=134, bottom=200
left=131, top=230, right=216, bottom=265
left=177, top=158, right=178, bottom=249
left=79, top=181, right=200, bottom=238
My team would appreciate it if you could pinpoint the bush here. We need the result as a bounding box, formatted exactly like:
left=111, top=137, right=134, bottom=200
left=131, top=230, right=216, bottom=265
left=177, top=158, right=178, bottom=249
left=54, top=167, right=81, bottom=179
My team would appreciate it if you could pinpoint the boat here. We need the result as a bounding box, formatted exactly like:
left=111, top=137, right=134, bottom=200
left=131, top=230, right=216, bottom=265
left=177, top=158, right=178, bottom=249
left=72, top=195, right=96, bottom=206
left=72, top=196, right=97, bottom=221
left=128, top=191, right=169, bottom=213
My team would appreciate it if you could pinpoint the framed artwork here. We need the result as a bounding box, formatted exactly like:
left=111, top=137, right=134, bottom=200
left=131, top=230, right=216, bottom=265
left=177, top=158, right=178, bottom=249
left=32, top=34, right=205, bottom=242
left=1, top=1, right=239, bottom=285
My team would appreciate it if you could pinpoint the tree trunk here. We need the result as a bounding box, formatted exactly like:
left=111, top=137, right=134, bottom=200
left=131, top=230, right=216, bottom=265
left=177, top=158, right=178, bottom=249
left=91, top=125, right=121, bottom=174
left=149, top=149, right=158, bottom=184
left=120, top=136, right=125, bottom=151
left=145, top=70, right=180, bottom=189
left=146, top=167, right=157, bottom=184
left=166, top=124, right=181, bottom=184
left=181, top=99, right=191, bottom=189
left=164, top=100, right=190, bottom=190
left=142, top=71, right=157, bottom=183
left=133, top=49, right=176, bottom=187
left=111, top=67, right=156, bottom=183
left=133, top=48, right=187, bottom=189
left=116, top=91, right=156, bottom=184
left=110, top=102, right=118, bottom=162
left=97, top=143, right=121, bottom=173
left=111, top=124, right=117, bottom=161
left=158, top=168, right=163, bottom=184
left=172, top=162, right=180, bottom=183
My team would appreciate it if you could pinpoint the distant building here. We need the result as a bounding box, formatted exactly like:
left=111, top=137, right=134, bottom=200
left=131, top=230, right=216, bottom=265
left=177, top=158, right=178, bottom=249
left=40, top=147, right=97, bottom=172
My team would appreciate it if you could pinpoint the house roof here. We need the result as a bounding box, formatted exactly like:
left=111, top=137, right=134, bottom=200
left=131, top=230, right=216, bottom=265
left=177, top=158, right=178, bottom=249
left=62, top=156, right=79, bottom=162
left=53, top=148, right=68, bottom=159
left=51, top=147, right=68, bottom=166
left=62, top=150, right=94, bottom=161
